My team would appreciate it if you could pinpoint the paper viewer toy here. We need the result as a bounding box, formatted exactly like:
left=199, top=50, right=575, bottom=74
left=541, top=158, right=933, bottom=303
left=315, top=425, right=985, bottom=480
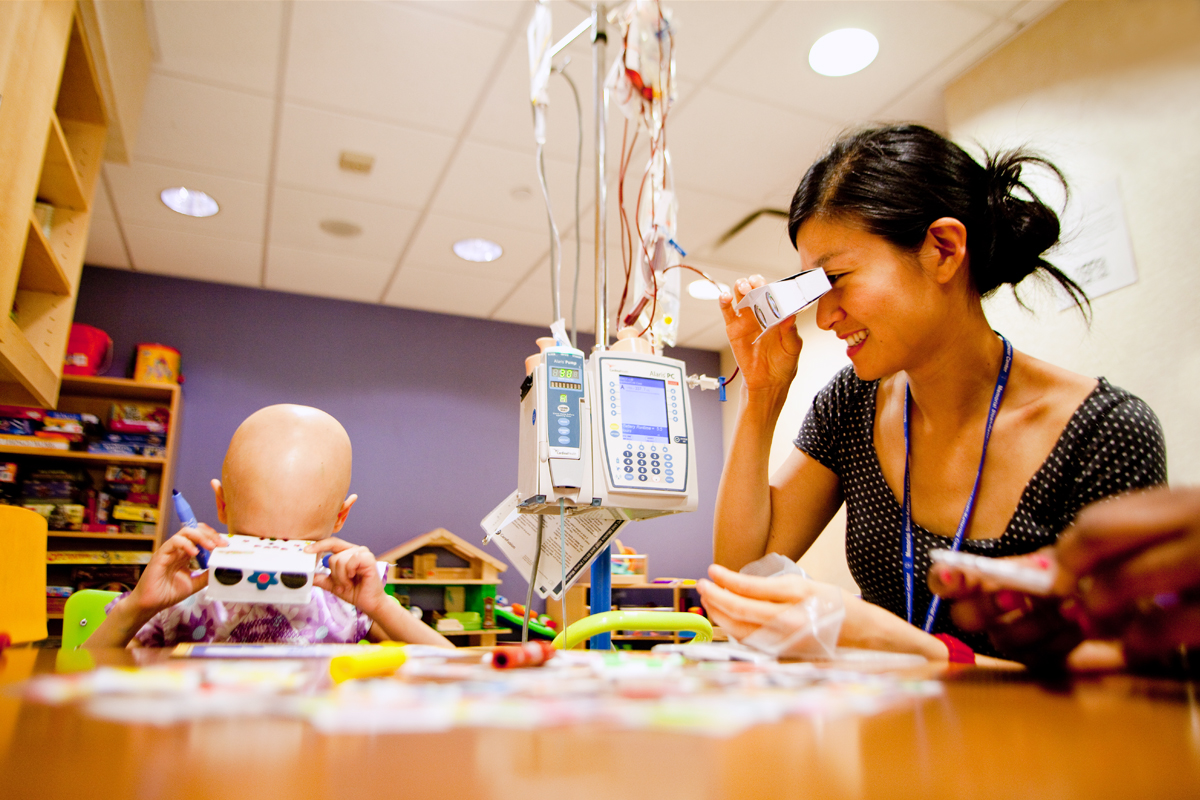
left=206, top=534, right=319, bottom=605
left=734, top=269, right=831, bottom=342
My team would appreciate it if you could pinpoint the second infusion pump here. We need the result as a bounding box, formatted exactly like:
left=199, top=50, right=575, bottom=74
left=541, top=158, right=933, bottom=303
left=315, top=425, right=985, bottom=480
left=518, top=347, right=698, bottom=518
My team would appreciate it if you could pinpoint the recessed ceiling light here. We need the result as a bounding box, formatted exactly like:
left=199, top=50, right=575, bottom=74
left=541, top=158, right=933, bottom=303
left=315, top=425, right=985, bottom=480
left=338, top=151, right=375, bottom=174
left=160, top=187, right=219, bottom=217
left=453, top=238, right=503, bottom=263
left=319, top=219, right=363, bottom=237
left=688, top=279, right=730, bottom=300
left=809, top=28, right=879, bottom=77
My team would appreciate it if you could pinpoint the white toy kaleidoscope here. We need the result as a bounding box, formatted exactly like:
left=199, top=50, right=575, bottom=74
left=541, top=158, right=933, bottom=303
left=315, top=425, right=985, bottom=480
left=206, top=534, right=318, bottom=605
left=734, top=269, right=832, bottom=342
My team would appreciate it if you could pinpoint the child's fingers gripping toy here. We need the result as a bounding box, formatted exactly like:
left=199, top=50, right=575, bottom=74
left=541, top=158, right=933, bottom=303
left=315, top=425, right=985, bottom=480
left=206, top=535, right=325, bottom=605
left=734, top=269, right=831, bottom=342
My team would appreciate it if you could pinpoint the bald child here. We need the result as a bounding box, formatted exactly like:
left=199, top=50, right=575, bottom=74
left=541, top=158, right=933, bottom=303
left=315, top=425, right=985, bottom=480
left=90, top=404, right=452, bottom=648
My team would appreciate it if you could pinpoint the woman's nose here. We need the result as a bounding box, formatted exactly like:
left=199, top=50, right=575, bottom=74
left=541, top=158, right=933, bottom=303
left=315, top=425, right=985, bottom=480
left=815, top=291, right=843, bottom=331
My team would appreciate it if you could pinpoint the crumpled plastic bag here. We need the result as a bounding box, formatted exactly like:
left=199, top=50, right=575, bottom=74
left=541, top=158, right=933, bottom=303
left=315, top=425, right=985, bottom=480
left=732, top=553, right=846, bottom=660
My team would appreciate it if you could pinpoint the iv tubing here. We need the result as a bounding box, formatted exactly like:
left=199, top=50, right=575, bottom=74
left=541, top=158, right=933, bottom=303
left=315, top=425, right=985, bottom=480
left=523, top=514, right=544, bottom=643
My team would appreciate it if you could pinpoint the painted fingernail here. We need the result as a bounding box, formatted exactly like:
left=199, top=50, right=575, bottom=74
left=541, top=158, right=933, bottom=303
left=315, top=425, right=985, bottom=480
left=996, top=590, right=1025, bottom=612
left=938, top=567, right=957, bottom=586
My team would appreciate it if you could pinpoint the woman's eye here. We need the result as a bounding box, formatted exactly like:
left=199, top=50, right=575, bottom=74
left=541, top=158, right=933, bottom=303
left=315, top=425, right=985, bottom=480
left=826, top=273, right=843, bottom=285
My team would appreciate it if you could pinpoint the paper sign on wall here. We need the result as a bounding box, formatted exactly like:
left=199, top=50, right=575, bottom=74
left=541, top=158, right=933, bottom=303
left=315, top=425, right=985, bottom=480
left=1053, top=180, right=1139, bottom=309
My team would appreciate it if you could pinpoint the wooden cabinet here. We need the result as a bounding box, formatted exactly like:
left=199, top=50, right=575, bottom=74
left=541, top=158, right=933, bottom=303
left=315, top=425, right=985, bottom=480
left=0, top=2, right=107, bottom=407
left=1, top=375, right=182, bottom=643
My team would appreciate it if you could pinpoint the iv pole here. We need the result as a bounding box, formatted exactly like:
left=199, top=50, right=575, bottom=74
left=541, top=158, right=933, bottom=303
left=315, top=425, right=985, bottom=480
left=542, top=3, right=614, bottom=647
left=588, top=3, right=612, bottom=651
left=544, top=3, right=612, bottom=648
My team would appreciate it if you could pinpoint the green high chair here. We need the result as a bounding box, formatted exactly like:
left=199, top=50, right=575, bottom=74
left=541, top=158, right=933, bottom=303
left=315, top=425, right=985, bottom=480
left=61, top=589, right=119, bottom=650
left=551, top=610, right=713, bottom=650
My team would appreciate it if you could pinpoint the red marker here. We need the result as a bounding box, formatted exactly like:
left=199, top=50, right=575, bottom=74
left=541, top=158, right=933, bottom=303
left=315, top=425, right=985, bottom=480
left=492, top=640, right=556, bottom=669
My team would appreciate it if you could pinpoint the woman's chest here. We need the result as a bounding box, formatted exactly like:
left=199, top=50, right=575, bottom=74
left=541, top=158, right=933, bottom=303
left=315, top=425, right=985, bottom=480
left=871, top=395, right=1075, bottom=541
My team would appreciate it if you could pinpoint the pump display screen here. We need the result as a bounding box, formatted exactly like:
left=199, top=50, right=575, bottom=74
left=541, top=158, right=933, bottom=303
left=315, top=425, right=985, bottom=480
left=619, top=375, right=669, bottom=443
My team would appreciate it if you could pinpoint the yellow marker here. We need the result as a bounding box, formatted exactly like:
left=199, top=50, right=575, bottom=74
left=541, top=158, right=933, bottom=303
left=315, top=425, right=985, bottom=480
left=329, top=645, right=407, bottom=684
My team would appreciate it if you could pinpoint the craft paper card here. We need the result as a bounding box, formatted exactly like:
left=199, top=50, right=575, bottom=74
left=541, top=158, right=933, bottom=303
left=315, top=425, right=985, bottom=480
left=206, top=535, right=317, bottom=605
left=735, top=269, right=831, bottom=341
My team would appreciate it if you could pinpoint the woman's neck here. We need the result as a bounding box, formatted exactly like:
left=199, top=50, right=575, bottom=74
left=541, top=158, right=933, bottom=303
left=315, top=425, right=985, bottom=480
left=903, top=315, right=1006, bottom=431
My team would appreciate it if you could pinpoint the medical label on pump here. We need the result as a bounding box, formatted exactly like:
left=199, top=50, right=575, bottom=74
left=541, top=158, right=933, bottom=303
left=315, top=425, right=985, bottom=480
left=545, top=351, right=585, bottom=459
left=594, top=354, right=690, bottom=495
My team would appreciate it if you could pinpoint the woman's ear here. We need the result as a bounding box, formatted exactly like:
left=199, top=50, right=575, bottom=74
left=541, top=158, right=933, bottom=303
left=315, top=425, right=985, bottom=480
left=922, top=217, right=969, bottom=284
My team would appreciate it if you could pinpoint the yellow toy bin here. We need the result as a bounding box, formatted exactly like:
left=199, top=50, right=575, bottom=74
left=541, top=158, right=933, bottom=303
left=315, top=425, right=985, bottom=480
left=132, top=343, right=181, bottom=384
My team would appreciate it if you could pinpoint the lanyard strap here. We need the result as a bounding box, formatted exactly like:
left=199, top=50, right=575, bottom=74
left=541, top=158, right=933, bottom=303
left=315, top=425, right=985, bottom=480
left=902, top=336, right=1013, bottom=632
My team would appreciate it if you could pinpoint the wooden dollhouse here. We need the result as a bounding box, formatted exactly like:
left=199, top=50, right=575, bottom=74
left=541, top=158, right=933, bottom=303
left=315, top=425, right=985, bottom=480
left=378, top=528, right=509, bottom=646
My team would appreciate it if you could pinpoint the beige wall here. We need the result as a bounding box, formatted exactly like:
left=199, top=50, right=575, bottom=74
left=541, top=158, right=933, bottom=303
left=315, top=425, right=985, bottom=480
left=946, top=0, right=1200, bottom=483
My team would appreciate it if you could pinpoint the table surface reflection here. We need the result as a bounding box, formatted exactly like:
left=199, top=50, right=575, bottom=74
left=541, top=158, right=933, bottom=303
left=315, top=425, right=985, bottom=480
left=2, top=648, right=1199, bottom=800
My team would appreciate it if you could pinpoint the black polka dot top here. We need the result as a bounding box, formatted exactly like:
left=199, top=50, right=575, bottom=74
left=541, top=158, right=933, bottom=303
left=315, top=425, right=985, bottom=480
left=795, top=365, right=1167, bottom=657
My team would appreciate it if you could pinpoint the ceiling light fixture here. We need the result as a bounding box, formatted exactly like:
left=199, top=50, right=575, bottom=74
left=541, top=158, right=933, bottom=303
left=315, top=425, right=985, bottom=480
left=688, top=279, right=730, bottom=300
left=160, top=187, right=219, bottom=217
left=808, top=28, right=879, bottom=77
left=319, top=219, right=363, bottom=237
left=453, top=238, right=503, bottom=263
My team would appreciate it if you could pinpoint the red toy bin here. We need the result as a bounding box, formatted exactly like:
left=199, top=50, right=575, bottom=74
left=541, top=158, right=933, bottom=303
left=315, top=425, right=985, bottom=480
left=63, top=324, right=113, bottom=376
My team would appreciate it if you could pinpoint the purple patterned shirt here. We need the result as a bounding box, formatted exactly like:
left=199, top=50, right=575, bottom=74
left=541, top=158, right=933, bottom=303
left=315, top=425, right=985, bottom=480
left=107, top=564, right=386, bottom=647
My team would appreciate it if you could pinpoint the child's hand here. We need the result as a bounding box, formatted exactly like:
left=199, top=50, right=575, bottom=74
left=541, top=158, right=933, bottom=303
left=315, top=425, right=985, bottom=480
left=130, top=524, right=225, bottom=615
left=305, top=538, right=389, bottom=617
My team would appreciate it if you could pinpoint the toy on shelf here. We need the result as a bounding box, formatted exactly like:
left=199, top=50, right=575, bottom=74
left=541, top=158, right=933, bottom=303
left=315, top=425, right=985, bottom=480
left=378, top=528, right=510, bottom=646
left=611, top=540, right=648, bottom=586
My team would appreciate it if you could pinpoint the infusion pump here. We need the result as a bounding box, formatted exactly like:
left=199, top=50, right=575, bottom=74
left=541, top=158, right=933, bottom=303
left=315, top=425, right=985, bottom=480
left=517, top=346, right=698, bottom=519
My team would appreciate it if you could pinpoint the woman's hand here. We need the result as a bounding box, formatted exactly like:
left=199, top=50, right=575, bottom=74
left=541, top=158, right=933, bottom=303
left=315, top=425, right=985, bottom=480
left=700, top=564, right=947, bottom=658
left=720, top=275, right=804, bottom=395
left=129, top=524, right=225, bottom=615
left=929, top=551, right=1085, bottom=669
left=305, top=538, right=389, bottom=617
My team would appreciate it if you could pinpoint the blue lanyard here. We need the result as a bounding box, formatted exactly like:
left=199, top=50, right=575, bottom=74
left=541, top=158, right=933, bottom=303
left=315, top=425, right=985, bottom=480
left=902, top=335, right=1013, bottom=632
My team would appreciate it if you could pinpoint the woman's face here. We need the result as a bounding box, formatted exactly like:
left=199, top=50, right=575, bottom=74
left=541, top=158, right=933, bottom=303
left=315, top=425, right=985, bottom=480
left=796, top=215, right=948, bottom=381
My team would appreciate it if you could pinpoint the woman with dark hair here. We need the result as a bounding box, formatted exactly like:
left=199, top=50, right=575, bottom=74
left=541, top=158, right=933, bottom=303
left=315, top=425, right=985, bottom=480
left=699, top=124, right=1166, bottom=662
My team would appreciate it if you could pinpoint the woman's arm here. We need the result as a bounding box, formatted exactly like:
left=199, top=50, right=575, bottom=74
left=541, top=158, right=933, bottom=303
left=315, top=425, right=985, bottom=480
left=713, top=402, right=843, bottom=569
left=712, top=276, right=845, bottom=570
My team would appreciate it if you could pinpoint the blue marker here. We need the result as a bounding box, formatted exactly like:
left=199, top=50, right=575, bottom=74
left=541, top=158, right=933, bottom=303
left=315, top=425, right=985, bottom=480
left=172, top=489, right=209, bottom=569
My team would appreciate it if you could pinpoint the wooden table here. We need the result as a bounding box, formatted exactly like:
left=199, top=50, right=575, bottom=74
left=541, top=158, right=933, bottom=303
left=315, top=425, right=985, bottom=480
left=2, top=648, right=1199, bottom=799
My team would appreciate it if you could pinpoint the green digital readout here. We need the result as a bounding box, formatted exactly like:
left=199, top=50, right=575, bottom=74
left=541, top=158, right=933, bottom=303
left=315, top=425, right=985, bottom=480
left=552, top=368, right=580, bottom=379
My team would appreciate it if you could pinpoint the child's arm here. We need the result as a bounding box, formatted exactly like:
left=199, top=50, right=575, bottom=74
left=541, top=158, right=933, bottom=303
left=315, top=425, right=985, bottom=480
left=306, top=538, right=454, bottom=648
left=87, top=524, right=226, bottom=648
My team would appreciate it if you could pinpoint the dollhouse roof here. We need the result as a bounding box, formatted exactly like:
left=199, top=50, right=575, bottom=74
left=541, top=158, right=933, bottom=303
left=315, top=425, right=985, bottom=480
left=377, top=528, right=507, bottom=572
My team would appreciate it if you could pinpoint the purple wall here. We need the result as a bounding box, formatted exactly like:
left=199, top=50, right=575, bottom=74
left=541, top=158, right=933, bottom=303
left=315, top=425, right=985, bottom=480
left=73, top=266, right=724, bottom=608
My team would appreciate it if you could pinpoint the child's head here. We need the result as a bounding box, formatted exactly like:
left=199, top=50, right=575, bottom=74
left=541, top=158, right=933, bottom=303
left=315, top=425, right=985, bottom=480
left=211, top=404, right=356, bottom=540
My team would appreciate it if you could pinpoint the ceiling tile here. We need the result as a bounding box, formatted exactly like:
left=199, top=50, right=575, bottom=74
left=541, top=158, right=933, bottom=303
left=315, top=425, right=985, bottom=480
left=148, top=0, right=283, bottom=94
left=104, top=162, right=267, bottom=242
left=874, top=17, right=1020, bottom=124
left=672, top=186, right=761, bottom=258
left=269, top=186, right=421, bottom=262
left=265, top=245, right=393, bottom=303
left=393, top=0, right=529, bottom=31
left=83, top=216, right=130, bottom=269
left=383, top=264, right=517, bottom=317
left=432, top=141, right=583, bottom=234
left=123, top=223, right=262, bottom=286
left=711, top=1, right=998, bottom=123
left=668, top=0, right=778, bottom=82
left=133, top=73, right=274, bottom=181
left=91, top=178, right=117, bottom=221
left=286, top=2, right=510, bottom=135
left=693, top=212, right=801, bottom=277
left=667, top=86, right=840, bottom=206
left=274, top=104, right=455, bottom=208
left=400, top=212, right=550, bottom=283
